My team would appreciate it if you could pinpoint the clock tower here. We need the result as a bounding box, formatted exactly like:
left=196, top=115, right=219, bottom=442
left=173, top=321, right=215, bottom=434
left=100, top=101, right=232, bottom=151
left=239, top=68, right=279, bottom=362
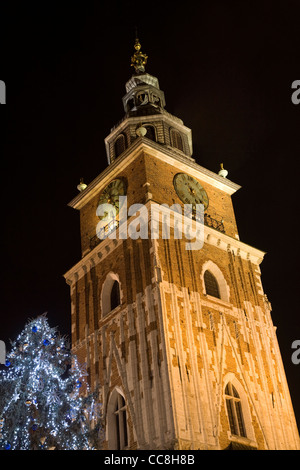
left=64, top=39, right=300, bottom=450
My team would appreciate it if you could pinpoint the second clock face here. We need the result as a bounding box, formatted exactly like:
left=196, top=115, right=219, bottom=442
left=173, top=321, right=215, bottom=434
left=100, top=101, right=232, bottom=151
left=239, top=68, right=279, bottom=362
left=173, top=173, right=209, bottom=209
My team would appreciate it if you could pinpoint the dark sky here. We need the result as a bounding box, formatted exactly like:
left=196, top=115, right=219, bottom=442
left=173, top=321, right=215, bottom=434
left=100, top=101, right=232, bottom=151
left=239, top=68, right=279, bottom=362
left=1, top=1, right=300, bottom=429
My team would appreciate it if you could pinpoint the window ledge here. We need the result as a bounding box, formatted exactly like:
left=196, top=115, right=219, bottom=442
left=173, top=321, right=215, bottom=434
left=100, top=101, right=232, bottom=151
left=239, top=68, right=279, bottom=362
left=203, top=294, right=232, bottom=309
left=102, top=304, right=123, bottom=321
left=228, top=434, right=257, bottom=449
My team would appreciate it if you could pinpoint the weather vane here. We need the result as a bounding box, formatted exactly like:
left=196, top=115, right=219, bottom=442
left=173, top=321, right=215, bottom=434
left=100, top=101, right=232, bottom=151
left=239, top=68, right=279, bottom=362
left=131, top=33, right=148, bottom=74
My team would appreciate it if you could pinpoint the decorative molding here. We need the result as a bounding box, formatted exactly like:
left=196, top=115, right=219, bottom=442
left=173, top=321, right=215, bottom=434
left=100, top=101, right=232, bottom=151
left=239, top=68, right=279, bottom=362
left=67, top=139, right=241, bottom=211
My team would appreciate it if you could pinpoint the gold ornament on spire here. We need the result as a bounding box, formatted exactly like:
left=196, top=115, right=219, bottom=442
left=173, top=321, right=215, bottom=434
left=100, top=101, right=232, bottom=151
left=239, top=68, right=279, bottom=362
left=131, top=38, right=148, bottom=74
left=218, top=163, right=228, bottom=178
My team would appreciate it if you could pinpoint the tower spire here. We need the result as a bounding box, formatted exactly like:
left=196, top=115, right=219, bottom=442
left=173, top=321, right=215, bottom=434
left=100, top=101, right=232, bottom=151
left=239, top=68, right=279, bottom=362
left=131, top=34, right=148, bottom=74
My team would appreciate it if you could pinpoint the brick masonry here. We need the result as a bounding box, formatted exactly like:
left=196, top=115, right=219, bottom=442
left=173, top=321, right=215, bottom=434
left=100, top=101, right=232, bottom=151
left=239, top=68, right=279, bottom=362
left=64, top=142, right=300, bottom=450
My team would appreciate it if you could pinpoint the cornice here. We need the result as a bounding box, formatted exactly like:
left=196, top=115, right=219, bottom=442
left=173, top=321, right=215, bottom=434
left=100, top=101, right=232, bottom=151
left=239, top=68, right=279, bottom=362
left=67, top=138, right=241, bottom=210
left=203, top=223, right=266, bottom=265
left=63, top=234, right=122, bottom=284
left=63, top=202, right=265, bottom=286
left=106, top=111, right=188, bottom=141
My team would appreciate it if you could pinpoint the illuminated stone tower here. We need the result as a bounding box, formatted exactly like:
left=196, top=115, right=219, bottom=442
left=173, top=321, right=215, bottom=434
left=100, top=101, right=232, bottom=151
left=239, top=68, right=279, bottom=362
left=64, top=39, right=300, bottom=450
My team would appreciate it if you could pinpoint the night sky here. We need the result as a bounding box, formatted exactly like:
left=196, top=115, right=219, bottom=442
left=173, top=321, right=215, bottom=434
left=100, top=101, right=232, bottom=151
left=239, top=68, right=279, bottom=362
left=1, top=1, right=300, bottom=429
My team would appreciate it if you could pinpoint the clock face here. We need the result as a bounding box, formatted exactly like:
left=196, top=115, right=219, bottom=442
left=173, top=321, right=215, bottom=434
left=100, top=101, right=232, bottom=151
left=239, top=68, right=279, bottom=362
left=173, top=173, right=209, bottom=210
left=97, top=178, right=127, bottom=220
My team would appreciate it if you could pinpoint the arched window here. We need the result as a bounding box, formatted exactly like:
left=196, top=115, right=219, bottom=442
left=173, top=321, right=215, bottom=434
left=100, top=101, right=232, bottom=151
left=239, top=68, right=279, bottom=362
left=101, top=273, right=121, bottom=316
left=170, top=129, right=184, bottom=151
left=144, top=125, right=156, bottom=142
left=114, top=134, right=126, bottom=158
left=126, top=98, right=135, bottom=112
left=204, top=270, right=221, bottom=299
left=110, top=280, right=121, bottom=311
left=201, top=261, right=230, bottom=302
left=107, top=391, right=128, bottom=450
left=225, top=382, right=247, bottom=438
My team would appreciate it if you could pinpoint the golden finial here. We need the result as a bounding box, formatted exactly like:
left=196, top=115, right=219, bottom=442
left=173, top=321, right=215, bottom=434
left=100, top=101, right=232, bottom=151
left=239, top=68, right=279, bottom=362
left=77, top=178, right=87, bottom=192
left=131, top=37, right=148, bottom=74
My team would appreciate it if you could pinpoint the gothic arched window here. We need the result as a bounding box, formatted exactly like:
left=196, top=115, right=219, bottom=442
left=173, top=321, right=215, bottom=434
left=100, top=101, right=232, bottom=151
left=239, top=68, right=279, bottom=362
left=108, top=391, right=128, bottom=450
left=170, top=129, right=184, bottom=152
left=225, top=382, right=247, bottom=437
left=144, top=125, right=156, bottom=142
left=114, top=134, right=126, bottom=158
left=101, top=274, right=121, bottom=316
left=126, top=98, right=135, bottom=112
left=204, top=270, right=221, bottom=299
left=110, top=280, right=121, bottom=311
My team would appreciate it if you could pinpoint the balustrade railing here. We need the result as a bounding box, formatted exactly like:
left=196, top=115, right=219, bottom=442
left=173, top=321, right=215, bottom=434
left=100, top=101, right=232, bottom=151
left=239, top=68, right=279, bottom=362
left=89, top=210, right=225, bottom=250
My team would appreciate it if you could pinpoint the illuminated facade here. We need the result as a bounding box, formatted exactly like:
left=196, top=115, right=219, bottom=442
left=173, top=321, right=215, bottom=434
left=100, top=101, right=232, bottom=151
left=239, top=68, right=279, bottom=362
left=64, top=40, right=300, bottom=450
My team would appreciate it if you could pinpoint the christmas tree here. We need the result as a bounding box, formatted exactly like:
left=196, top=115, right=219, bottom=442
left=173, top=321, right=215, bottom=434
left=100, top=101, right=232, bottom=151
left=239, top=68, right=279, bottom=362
left=0, top=314, right=102, bottom=450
